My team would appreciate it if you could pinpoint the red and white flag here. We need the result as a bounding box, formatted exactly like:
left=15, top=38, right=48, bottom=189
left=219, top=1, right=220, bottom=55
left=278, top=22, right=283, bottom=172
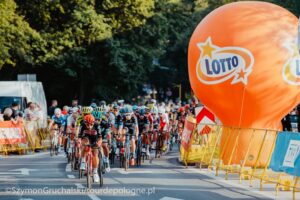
left=195, top=106, right=215, bottom=135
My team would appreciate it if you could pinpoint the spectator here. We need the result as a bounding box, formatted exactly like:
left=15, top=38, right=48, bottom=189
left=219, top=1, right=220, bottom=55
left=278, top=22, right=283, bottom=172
left=48, top=100, right=58, bottom=117
left=3, top=108, right=13, bottom=121
left=0, top=109, right=3, bottom=121
left=72, top=99, right=79, bottom=108
left=25, top=102, right=41, bottom=121
left=11, top=102, right=20, bottom=119
left=166, top=88, right=172, bottom=100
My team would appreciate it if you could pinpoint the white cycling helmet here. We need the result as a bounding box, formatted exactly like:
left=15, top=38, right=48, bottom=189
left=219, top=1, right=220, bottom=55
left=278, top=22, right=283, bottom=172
left=54, top=108, right=61, bottom=115
left=70, top=107, right=79, bottom=114
left=158, top=107, right=165, bottom=114
left=151, top=106, right=158, bottom=115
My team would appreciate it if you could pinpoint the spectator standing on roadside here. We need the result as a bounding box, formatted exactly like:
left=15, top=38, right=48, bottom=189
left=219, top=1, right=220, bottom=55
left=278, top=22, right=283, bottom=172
left=166, top=88, right=172, bottom=101
left=25, top=102, right=41, bottom=121
left=48, top=100, right=58, bottom=117
left=3, top=108, right=13, bottom=121
left=11, top=102, right=20, bottom=119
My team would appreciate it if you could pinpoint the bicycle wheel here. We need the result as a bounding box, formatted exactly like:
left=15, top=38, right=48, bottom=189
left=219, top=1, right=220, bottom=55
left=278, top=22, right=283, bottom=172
left=124, top=149, right=129, bottom=171
left=136, top=148, right=141, bottom=166
left=79, top=158, right=83, bottom=179
left=155, top=135, right=161, bottom=158
left=55, top=145, right=58, bottom=155
left=86, top=155, right=91, bottom=189
left=98, top=149, right=104, bottom=187
left=50, top=143, right=54, bottom=156
left=119, top=153, right=123, bottom=168
left=71, top=152, right=75, bottom=171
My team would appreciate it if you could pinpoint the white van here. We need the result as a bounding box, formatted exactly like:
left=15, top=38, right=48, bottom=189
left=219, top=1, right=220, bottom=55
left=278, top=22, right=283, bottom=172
left=0, top=81, right=47, bottom=128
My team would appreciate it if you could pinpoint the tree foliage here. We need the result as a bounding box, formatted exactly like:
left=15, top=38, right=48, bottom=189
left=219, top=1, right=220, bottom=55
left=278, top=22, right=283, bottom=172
left=0, top=0, right=298, bottom=104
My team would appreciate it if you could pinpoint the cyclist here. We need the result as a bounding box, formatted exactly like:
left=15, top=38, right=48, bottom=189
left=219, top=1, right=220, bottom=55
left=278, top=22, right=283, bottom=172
left=158, top=107, right=169, bottom=152
left=62, top=106, right=69, bottom=116
left=98, top=108, right=111, bottom=172
left=78, top=115, right=102, bottom=183
left=66, top=107, right=79, bottom=168
left=137, top=107, right=150, bottom=156
left=150, top=106, right=160, bottom=150
left=76, top=106, right=93, bottom=128
left=118, top=105, right=138, bottom=161
left=132, top=105, right=139, bottom=117
left=49, top=108, right=66, bottom=153
left=109, top=105, right=121, bottom=133
left=92, top=106, right=103, bottom=123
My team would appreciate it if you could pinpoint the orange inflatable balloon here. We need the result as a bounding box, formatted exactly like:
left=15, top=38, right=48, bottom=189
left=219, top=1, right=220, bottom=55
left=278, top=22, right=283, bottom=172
left=188, top=2, right=300, bottom=166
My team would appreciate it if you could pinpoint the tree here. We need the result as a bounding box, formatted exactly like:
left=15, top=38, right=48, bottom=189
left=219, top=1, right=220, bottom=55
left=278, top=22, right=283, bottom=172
left=0, top=0, right=42, bottom=68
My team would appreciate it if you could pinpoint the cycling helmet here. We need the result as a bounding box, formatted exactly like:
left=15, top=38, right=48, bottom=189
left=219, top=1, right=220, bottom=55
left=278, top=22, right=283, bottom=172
left=113, top=104, right=119, bottom=110
left=95, top=106, right=104, bottom=112
left=81, top=106, right=93, bottom=114
left=171, top=107, right=177, bottom=113
left=119, top=107, right=125, bottom=115
left=84, top=114, right=95, bottom=125
left=123, top=105, right=133, bottom=114
left=100, top=100, right=106, bottom=106
left=145, top=107, right=151, bottom=113
left=90, top=103, right=97, bottom=109
left=63, top=105, right=69, bottom=111
left=117, top=100, right=124, bottom=106
left=165, top=106, right=170, bottom=113
left=54, top=108, right=62, bottom=115
left=92, top=111, right=102, bottom=120
left=70, top=107, right=79, bottom=114
left=158, top=107, right=165, bottom=114
left=151, top=106, right=158, bottom=115
left=132, top=105, right=139, bottom=112
left=178, top=107, right=185, bottom=113
left=139, top=107, right=146, bottom=115
left=150, top=99, right=156, bottom=105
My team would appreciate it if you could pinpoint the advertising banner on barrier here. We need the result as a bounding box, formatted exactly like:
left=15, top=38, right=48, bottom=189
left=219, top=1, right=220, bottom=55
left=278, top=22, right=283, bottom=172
left=195, top=106, right=215, bottom=135
left=181, top=117, right=196, bottom=151
left=269, top=132, right=300, bottom=176
left=0, top=121, right=26, bottom=145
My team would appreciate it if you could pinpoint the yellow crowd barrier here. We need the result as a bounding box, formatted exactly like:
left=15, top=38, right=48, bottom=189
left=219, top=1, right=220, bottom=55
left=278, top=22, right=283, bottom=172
left=0, top=120, right=51, bottom=155
left=180, top=118, right=300, bottom=200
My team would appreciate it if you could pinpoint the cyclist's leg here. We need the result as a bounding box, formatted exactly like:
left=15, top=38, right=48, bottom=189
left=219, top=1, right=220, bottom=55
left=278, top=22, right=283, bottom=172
left=80, top=137, right=89, bottom=170
left=91, top=142, right=101, bottom=183
left=91, top=147, right=99, bottom=169
left=130, top=130, right=136, bottom=157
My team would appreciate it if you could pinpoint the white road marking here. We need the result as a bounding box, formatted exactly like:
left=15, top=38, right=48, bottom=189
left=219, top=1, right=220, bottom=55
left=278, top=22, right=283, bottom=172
left=65, top=164, right=71, bottom=172
left=0, top=172, right=21, bottom=175
left=187, top=168, right=275, bottom=200
left=88, top=194, right=101, bottom=200
left=160, top=197, right=183, bottom=200
left=67, top=175, right=75, bottom=179
left=9, top=168, right=38, bottom=175
left=75, top=183, right=85, bottom=189
left=118, top=170, right=153, bottom=175
left=19, top=198, right=34, bottom=200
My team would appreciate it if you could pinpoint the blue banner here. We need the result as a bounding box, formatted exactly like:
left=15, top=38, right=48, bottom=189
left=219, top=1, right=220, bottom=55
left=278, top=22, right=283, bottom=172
left=269, top=132, right=300, bottom=176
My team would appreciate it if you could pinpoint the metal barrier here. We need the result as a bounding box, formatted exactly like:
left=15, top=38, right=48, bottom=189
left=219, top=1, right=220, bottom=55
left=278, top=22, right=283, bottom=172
left=0, top=120, right=50, bottom=155
left=180, top=119, right=300, bottom=200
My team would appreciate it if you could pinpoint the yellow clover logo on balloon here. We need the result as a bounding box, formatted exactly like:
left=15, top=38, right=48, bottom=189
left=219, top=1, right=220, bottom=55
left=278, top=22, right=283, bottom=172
left=282, top=40, right=300, bottom=85
left=196, top=37, right=254, bottom=85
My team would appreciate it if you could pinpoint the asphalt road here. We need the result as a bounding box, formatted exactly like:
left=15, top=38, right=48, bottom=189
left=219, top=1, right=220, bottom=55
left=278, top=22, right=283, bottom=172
left=0, top=147, right=275, bottom=200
